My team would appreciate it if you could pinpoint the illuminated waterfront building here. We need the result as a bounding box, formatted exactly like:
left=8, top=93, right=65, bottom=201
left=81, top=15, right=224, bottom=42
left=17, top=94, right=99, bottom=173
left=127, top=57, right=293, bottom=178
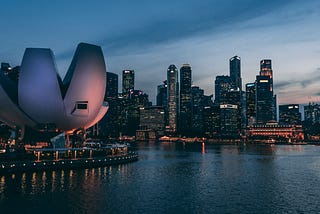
left=122, top=70, right=134, bottom=98
left=179, top=64, right=192, bottom=135
left=167, top=64, right=179, bottom=133
left=139, top=106, right=165, bottom=137
left=279, top=104, right=301, bottom=125
left=120, top=90, right=150, bottom=136
left=246, top=124, right=304, bottom=142
left=203, top=105, right=220, bottom=137
left=304, top=103, right=320, bottom=124
left=0, top=43, right=108, bottom=140
left=220, top=104, right=240, bottom=137
left=303, top=103, right=320, bottom=139
left=214, top=73, right=241, bottom=136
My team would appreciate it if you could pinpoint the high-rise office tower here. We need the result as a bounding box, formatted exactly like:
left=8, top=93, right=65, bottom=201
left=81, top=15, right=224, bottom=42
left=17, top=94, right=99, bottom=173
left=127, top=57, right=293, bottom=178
left=304, top=103, right=320, bottom=124
left=226, top=89, right=242, bottom=134
left=156, top=80, right=167, bottom=107
left=279, top=104, right=301, bottom=125
left=258, top=59, right=277, bottom=122
left=121, top=89, right=150, bottom=136
left=215, top=74, right=241, bottom=136
left=100, top=72, right=119, bottom=137
left=179, top=64, right=192, bottom=135
left=256, top=75, right=273, bottom=124
left=304, top=103, right=320, bottom=137
left=140, top=106, right=165, bottom=136
left=191, top=86, right=204, bottom=135
left=122, top=70, right=134, bottom=98
left=167, top=64, right=179, bottom=133
left=246, top=83, right=256, bottom=126
left=229, top=56, right=242, bottom=90
left=203, top=105, right=220, bottom=137
left=214, top=75, right=232, bottom=105
left=219, top=104, right=239, bottom=137
left=105, top=72, right=119, bottom=99
left=260, top=59, right=273, bottom=88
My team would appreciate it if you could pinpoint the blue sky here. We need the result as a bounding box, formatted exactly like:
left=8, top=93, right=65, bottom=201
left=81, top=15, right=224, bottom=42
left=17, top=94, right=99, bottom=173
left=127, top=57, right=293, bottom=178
left=1, top=0, right=320, bottom=104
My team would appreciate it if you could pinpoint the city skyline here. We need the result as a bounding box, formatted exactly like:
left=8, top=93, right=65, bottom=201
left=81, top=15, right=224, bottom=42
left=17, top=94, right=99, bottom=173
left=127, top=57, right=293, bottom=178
left=1, top=0, right=320, bottom=104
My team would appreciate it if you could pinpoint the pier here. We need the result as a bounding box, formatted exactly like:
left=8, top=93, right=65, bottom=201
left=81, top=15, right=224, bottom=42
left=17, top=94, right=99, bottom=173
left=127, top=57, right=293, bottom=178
left=0, top=143, right=138, bottom=174
left=0, top=152, right=138, bottom=173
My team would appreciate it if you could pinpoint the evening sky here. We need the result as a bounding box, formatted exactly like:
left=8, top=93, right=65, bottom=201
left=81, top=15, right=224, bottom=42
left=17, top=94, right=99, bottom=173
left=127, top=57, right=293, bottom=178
left=1, top=0, right=319, bottom=104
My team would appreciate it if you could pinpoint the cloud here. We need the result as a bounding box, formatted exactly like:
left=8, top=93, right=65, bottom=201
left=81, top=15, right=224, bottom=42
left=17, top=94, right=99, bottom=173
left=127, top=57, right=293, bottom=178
left=275, top=68, right=320, bottom=91
left=300, top=68, right=320, bottom=88
left=55, top=0, right=297, bottom=61
left=274, top=81, right=294, bottom=90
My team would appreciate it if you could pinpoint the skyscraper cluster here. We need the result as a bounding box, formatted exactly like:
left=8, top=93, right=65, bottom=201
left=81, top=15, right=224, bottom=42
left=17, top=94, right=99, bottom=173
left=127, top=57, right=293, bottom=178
left=67, top=57, right=319, bottom=140
left=1, top=54, right=318, bottom=141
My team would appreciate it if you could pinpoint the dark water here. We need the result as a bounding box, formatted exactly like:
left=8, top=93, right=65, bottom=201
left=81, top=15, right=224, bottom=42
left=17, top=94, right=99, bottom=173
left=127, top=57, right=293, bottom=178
left=1, top=142, right=320, bottom=214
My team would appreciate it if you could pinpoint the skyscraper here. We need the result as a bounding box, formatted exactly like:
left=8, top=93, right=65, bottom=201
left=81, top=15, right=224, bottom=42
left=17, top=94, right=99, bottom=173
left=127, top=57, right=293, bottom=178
left=246, top=83, right=256, bottom=126
left=256, top=75, right=273, bottom=124
left=100, top=72, right=119, bottom=137
left=220, top=104, right=239, bottom=137
left=105, top=72, right=118, bottom=99
left=140, top=106, right=165, bottom=136
left=304, top=103, right=320, bottom=124
left=215, top=74, right=242, bottom=136
left=156, top=80, right=167, bottom=107
left=229, top=56, right=242, bottom=90
left=203, top=105, right=220, bottom=137
left=257, top=59, right=277, bottom=123
left=179, top=64, right=192, bottom=135
left=260, top=60, right=273, bottom=87
left=122, top=70, right=134, bottom=98
left=279, top=104, right=301, bottom=125
left=191, top=85, right=204, bottom=135
left=214, top=75, right=232, bottom=105
left=167, top=64, right=179, bottom=133
left=121, top=90, right=150, bottom=136
left=303, top=103, right=320, bottom=137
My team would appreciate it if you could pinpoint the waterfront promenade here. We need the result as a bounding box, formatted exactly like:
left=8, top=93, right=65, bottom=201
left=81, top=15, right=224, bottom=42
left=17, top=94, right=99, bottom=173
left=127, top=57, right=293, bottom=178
left=0, top=152, right=138, bottom=174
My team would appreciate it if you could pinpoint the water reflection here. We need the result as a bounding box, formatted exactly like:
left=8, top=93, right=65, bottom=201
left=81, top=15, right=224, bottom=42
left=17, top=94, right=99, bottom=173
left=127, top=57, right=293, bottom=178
left=0, top=144, right=320, bottom=213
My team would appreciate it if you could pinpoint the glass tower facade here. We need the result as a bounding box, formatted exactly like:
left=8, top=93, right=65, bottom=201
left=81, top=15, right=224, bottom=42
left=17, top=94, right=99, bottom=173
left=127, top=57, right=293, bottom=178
left=279, top=104, right=301, bottom=125
left=100, top=72, right=119, bottom=137
left=214, top=75, right=232, bottom=105
left=167, top=64, right=179, bottom=133
left=246, top=83, right=256, bottom=126
left=179, top=64, right=192, bottom=135
left=122, top=70, right=134, bottom=98
left=229, top=56, right=242, bottom=90
left=256, top=75, right=273, bottom=124
left=156, top=80, right=167, bottom=107
left=258, top=59, right=277, bottom=122
left=191, top=86, right=204, bottom=135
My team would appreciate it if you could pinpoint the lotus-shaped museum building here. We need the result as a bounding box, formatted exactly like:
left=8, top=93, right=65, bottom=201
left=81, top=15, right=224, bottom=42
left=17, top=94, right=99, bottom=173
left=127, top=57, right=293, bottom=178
left=0, top=43, right=108, bottom=137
